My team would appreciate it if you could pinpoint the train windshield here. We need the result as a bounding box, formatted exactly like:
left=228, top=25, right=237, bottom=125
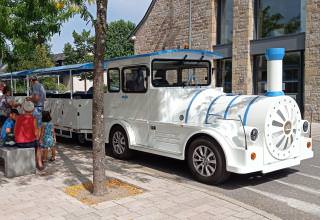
left=151, top=59, right=211, bottom=87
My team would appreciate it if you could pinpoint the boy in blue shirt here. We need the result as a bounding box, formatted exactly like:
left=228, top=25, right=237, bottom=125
left=1, top=109, right=19, bottom=145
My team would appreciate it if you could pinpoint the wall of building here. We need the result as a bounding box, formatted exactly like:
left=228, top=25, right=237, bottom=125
left=231, top=0, right=254, bottom=95
left=304, top=0, right=320, bottom=122
left=134, top=0, right=216, bottom=54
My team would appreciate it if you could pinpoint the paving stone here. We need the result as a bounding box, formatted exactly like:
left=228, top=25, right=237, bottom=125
left=232, top=210, right=256, bottom=219
left=0, top=145, right=272, bottom=220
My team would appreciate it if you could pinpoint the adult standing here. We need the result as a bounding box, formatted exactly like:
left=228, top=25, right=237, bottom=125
left=0, top=86, right=12, bottom=126
left=27, top=76, right=46, bottom=170
left=28, top=76, right=46, bottom=128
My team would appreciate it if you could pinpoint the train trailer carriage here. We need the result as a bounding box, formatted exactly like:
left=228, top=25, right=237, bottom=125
left=2, top=48, right=313, bottom=184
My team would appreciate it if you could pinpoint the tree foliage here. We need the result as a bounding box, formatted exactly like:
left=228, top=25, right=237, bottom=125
left=105, top=20, right=135, bottom=59
left=63, top=30, right=95, bottom=65
left=0, top=0, right=71, bottom=66
left=63, top=20, right=135, bottom=80
left=63, top=20, right=135, bottom=64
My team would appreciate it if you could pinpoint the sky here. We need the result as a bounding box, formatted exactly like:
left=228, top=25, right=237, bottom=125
left=50, top=0, right=152, bottom=54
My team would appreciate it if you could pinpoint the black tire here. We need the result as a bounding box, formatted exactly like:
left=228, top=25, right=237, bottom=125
left=187, top=137, right=230, bottom=185
left=109, top=126, right=132, bottom=160
left=77, top=133, right=86, bottom=145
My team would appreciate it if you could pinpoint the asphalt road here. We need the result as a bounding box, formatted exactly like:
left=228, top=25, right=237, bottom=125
left=122, top=136, right=320, bottom=220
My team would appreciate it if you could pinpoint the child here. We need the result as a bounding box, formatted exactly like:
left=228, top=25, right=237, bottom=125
left=40, top=111, right=56, bottom=162
left=15, top=100, right=44, bottom=170
left=1, top=109, right=19, bottom=145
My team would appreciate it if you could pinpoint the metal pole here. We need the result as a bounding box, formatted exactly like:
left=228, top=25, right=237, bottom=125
left=188, top=0, right=192, bottom=49
left=84, top=73, right=87, bottom=92
left=26, top=76, right=30, bottom=96
left=69, top=70, right=73, bottom=99
left=10, top=72, right=13, bottom=95
left=14, top=79, right=16, bottom=93
left=57, top=75, right=60, bottom=87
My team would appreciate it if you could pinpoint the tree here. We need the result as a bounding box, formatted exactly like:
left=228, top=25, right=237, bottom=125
left=59, top=0, right=108, bottom=196
left=63, top=20, right=135, bottom=80
left=105, top=20, right=135, bottom=58
left=92, top=0, right=107, bottom=196
left=10, top=44, right=66, bottom=93
left=63, top=30, right=95, bottom=65
left=17, top=45, right=54, bottom=70
left=64, top=20, right=135, bottom=64
left=0, top=0, right=71, bottom=68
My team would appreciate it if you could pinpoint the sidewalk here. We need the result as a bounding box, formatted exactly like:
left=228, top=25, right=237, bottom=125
left=0, top=144, right=279, bottom=220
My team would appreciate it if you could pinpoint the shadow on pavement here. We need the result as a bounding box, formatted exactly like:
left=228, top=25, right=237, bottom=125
left=104, top=142, right=300, bottom=190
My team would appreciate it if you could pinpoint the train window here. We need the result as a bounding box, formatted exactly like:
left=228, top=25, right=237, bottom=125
left=152, top=59, right=211, bottom=87
left=122, top=66, right=148, bottom=93
left=107, top=68, right=120, bottom=93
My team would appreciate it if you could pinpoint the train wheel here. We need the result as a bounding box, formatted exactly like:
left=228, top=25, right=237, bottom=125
left=110, top=126, right=132, bottom=159
left=77, top=133, right=86, bottom=145
left=187, top=137, right=229, bottom=185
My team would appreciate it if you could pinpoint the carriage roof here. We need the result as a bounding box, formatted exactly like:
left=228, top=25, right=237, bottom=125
left=0, top=50, right=223, bottom=79
left=106, top=49, right=223, bottom=68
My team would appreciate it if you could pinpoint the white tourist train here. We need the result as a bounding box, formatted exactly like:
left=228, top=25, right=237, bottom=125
left=1, top=48, right=313, bottom=184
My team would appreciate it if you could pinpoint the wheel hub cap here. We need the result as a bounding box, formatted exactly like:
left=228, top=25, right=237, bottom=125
left=112, top=131, right=125, bottom=154
left=193, top=145, right=216, bottom=177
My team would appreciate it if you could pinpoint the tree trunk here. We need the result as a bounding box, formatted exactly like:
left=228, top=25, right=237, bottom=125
left=92, top=0, right=108, bottom=196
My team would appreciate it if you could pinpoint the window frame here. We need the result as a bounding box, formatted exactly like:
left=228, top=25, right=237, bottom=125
left=254, top=0, right=304, bottom=40
left=121, top=65, right=149, bottom=93
left=217, top=0, right=234, bottom=45
left=151, top=59, right=212, bottom=88
left=107, top=68, right=121, bottom=93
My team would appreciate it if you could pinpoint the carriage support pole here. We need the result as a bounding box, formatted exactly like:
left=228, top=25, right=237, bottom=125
left=10, top=72, right=13, bottom=95
left=26, top=76, right=30, bottom=96
left=69, top=70, right=73, bottom=99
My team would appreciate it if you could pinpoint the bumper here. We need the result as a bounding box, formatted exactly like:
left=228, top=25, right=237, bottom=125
left=226, top=139, right=314, bottom=174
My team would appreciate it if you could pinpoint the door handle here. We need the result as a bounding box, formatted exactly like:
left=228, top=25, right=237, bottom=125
left=150, top=125, right=156, bottom=130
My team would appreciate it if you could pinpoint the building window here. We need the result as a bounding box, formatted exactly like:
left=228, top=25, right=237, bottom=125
left=217, top=0, right=233, bottom=44
left=255, top=0, right=306, bottom=39
left=216, top=59, right=232, bottom=93
left=253, top=51, right=303, bottom=109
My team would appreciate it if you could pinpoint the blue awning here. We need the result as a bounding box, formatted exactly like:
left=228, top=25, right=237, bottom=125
left=32, top=63, right=94, bottom=76
left=0, top=70, right=32, bottom=79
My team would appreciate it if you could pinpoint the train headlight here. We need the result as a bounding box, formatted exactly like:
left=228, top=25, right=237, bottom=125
left=250, top=129, right=259, bottom=141
left=302, top=120, right=309, bottom=133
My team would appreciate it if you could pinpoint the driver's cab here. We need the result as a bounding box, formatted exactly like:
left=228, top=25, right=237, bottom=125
left=104, top=49, right=222, bottom=151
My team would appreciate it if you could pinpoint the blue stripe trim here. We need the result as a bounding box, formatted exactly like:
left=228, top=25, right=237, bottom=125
left=185, top=90, right=206, bottom=123
left=223, top=95, right=240, bottom=119
left=205, top=95, right=224, bottom=124
left=265, top=91, right=284, bottom=97
left=243, top=96, right=260, bottom=126
left=265, top=48, right=285, bottom=61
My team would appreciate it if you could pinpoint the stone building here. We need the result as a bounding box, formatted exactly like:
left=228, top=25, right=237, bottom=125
left=130, top=0, right=320, bottom=122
